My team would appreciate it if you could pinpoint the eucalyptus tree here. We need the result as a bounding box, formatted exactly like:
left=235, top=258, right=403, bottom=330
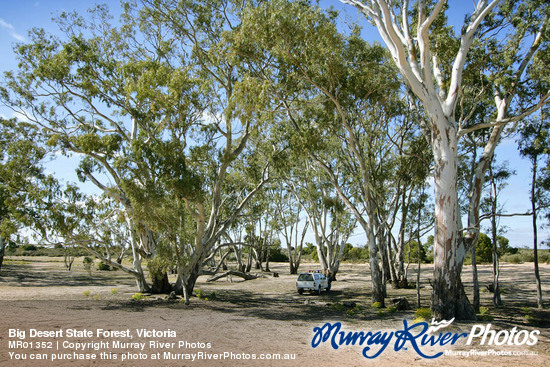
left=2, top=1, right=275, bottom=302
left=288, top=165, right=357, bottom=280
left=518, top=117, right=549, bottom=309
left=0, top=118, right=57, bottom=271
left=0, top=5, right=200, bottom=292
left=481, top=161, right=514, bottom=306
left=236, top=0, right=433, bottom=304
left=135, top=0, right=279, bottom=303
left=341, top=0, right=550, bottom=319
left=270, top=185, right=308, bottom=274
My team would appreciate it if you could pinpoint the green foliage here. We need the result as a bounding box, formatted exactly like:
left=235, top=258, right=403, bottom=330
left=0, top=118, right=56, bottom=246
left=501, top=249, right=550, bottom=264
left=82, top=256, right=93, bottom=274
left=97, top=262, right=111, bottom=271
left=475, top=233, right=493, bottom=263
left=403, top=240, right=427, bottom=264
left=268, top=246, right=289, bottom=262
left=82, top=290, right=91, bottom=297
left=301, top=243, right=316, bottom=257
left=132, top=293, right=147, bottom=301
left=343, top=244, right=369, bottom=261
left=110, top=288, right=118, bottom=295
left=414, top=308, right=432, bottom=322
left=6, top=245, right=89, bottom=257
left=194, top=289, right=205, bottom=299
left=502, top=254, right=523, bottom=264
left=372, top=302, right=382, bottom=309
left=477, top=306, right=494, bottom=321
left=497, top=236, right=511, bottom=256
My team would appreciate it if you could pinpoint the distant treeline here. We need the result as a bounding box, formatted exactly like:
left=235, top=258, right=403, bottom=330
left=7, top=242, right=549, bottom=265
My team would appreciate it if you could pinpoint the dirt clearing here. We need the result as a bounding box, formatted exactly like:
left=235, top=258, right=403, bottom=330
left=1, top=257, right=549, bottom=366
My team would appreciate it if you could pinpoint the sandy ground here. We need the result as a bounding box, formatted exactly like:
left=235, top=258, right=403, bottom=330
left=0, top=256, right=549, bottom=366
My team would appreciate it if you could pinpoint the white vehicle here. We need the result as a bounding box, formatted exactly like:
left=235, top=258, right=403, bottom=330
left=296, top=272, right=330, bottom=295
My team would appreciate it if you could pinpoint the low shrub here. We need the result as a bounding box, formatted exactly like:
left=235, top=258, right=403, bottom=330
left=97, top=262, right=111, bottom=271
left=414, top=308, right=432, bottom=322
left=132, top=293, right=147, bottom=301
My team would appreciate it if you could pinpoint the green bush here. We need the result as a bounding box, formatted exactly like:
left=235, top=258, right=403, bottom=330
left=269, top=246, right=289, bottom=262
left=97, top=262, right=111, bottom=271
left=414, top=308, right=432, bottom=322
left=132, top=293, right=147, bottom=301
left=475, top=233, right=493, bottom=263
left=194, top=289, right=205, bottom=299
left=403, top=240, right=427, bottom=263
left=520, top=251, right=534, bottom=262
left=502, top=254, right=522, bottom=264
left=539, top=251, right=550, bottom=263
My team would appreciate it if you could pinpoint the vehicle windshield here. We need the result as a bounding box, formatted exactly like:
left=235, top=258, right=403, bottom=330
left=298, top=273, right=314, bottom=281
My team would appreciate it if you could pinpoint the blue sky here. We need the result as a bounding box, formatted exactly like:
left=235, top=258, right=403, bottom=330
left=0, top=0, right=545, bottom=248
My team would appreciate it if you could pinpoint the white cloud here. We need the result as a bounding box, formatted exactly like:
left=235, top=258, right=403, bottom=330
left=0, top=18, right=25, bottom=42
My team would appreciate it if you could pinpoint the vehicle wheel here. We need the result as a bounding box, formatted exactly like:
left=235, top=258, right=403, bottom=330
left=298, top=288, right=304, bottom=295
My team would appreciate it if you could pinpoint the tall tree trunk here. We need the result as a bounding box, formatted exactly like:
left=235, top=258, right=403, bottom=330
left=180, top=258, right=201, bottom=305
left=128, top=222, right=150, bottom=292
left=431, top=122, right=475, bottom=320
left=395, top=191, right=409, bottom=288
left=0, top=237, right=5, bottom=272
left=471, top=245, right=480, bottom=313
left=379, top=238, right=392, bottom=286
left=531, top=154, right=544, bottom=309
left=364, top=221, right=385, bottom=306
left=489, top=165, right=502, bottom=306
left=150, top=270, right=172, bottom=294
left=416, top=236, right=422, bottom=308
left=246, top=247, right=253, bottom=273
left=387, top=238, right=399, bottom=287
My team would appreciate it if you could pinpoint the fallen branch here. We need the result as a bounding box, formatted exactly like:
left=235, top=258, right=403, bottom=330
left=206, top=271, right=259, bottom=282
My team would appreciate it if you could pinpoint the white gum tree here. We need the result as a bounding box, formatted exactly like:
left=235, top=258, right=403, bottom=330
left=341, top=0, right=549, bottom=319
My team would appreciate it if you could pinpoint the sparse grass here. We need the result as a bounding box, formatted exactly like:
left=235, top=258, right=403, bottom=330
left=194, top=289, right=205, bottom=299
left=376, top=305, right=397, bottom=317
left=328, top=303, right=346, bottom=312
left=521, top=307, right=535, bottom=323
left=372, top=302, right=382, bottom=309
left=132, top=292, right=147, bottom=301
left=110, top=288, right=118, bottom=295
left=82, top=290, right=91, bottom=297
left=477, top=306, right=494, bottom=321
left=414, top=307, right=432, bottom=322
left=194, top=289, right=217, bottom=301
left=93, top=294, right=100, bottom=300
